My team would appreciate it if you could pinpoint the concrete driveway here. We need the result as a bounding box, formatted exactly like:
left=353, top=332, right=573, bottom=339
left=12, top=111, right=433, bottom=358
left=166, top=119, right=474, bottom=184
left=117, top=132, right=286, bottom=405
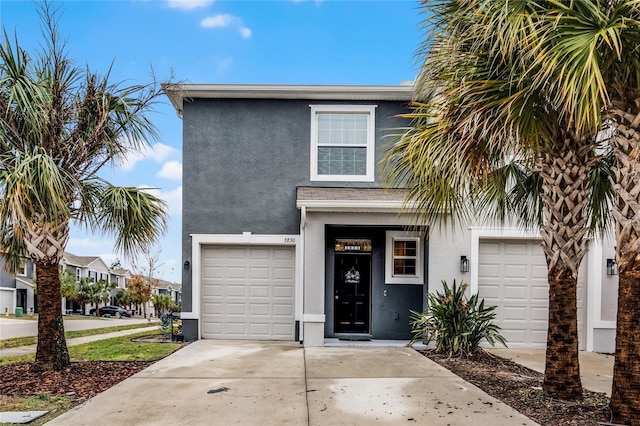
left=48, top=340, right=537, bottom=426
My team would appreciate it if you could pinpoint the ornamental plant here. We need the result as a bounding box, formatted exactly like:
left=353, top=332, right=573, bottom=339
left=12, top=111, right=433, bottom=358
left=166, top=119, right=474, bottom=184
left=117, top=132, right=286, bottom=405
left=410, top=280, right=506, bottom=358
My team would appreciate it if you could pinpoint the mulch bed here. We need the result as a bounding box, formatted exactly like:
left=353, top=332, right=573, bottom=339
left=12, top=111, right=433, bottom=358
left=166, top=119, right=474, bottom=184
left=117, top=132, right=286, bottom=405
left=422, top=350, right=612, bottom=426
left=0, top=361, right=152, bottom=402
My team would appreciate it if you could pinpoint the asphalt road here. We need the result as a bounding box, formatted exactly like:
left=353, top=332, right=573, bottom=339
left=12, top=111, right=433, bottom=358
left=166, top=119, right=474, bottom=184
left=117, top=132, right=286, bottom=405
left=0, top=316, right=153, bottom=340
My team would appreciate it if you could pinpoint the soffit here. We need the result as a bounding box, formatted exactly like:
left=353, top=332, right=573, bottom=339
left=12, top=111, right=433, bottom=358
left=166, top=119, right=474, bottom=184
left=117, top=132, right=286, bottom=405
left=163, top=83, right=414, bottom=118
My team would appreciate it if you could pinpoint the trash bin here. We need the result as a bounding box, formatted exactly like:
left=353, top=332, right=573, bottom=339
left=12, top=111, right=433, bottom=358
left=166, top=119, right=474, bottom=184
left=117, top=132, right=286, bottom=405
left=15, top=307, right=23, bottom=317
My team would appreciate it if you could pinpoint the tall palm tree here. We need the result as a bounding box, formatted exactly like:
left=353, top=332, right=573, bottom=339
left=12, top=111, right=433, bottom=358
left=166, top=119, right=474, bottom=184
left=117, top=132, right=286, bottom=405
left=523, top=2, right=640, bottom=423
left=0, top=4, right=168, bottom=371
left=384, top=0, right=601, bottom=401
left=387, top=1, right=640, bottom=421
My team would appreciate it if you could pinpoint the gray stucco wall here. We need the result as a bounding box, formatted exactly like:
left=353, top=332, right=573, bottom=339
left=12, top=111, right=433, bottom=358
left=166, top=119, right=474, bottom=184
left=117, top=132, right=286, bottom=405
left=181, top=97, right=410, bottom=339
left=0, top=259, right=16, bottom=289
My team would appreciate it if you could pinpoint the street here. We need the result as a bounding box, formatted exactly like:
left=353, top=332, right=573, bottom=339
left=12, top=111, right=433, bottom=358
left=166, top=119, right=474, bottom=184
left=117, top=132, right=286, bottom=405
left=0, top=316, right=153, bottom=340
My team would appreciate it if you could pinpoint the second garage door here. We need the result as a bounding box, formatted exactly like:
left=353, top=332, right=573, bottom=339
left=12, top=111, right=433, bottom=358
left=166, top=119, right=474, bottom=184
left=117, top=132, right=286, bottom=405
left=201, top=245, right=295, bottom=340
left=478, top=239, right=585, bottom=349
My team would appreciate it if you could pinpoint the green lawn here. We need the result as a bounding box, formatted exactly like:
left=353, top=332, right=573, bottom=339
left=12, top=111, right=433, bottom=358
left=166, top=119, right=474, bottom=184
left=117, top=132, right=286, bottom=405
left=0, top=322, right=159, bottom=349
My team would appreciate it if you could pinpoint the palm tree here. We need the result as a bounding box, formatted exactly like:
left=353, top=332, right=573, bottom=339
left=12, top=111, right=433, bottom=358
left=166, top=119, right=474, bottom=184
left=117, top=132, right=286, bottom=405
left=526, top=3, right=640, bottom=422
left=384, top=0, right=604, bottom=400
left=0, top=4, right=168, bottom=371
left=387, top=1, right=640, bottom=420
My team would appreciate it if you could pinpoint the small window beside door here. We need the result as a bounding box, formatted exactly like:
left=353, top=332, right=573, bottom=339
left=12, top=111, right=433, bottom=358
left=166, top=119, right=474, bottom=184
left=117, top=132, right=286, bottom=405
left=385, top=231, right=424, bottom=284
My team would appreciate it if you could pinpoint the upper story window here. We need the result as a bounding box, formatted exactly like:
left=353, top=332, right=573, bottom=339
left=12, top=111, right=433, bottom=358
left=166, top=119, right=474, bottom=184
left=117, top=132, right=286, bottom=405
left=75, top=267, right=81, bottom=282
left=17, top=260, right=27, bottom=277
left=310, top=105, right=376, bottom=182
left=385, top=231, right=424, bottom=285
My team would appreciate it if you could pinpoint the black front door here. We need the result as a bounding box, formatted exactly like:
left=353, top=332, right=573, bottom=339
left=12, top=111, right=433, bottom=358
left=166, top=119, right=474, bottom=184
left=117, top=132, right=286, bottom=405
left=334, top=253, right=371, bottom=334
left=17, top=289, right=27, bottom=311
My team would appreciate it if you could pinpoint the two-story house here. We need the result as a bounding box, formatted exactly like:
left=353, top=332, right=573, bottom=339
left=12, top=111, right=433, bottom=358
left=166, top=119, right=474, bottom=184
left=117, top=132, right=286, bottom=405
left=166, top=83, right=619, bottom=353
left=60, top=252, right=131, bottom=314
left=0, top=257, right=36, bottom=315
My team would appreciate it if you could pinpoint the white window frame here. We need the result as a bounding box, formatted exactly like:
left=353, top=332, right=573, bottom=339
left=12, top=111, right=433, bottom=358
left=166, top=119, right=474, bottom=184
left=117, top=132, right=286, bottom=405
left=385, top=231, right=424, bottom=285
left=17, top=260, right=27, bottom=277
left=75, top=267, right=81, bottom=282
left=310, top=104, right=377, bottom=182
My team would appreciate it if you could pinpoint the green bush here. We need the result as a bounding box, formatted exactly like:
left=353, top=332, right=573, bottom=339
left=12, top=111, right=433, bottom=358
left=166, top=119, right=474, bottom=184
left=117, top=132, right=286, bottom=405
left=410, top=280, right=507, bottom=357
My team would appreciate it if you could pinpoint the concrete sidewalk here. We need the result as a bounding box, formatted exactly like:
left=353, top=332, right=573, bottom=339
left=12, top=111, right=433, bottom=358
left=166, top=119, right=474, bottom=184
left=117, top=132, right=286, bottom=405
left=0, top=326, right=160, bottom=358
left=487, top=348, right=614, bottom=396
left=47, top=340, right=538, bottom=426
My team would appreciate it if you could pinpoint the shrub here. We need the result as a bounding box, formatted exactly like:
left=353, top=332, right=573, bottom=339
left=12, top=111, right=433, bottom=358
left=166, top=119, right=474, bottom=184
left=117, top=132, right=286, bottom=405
left=410, top=280, right=507, bottom=357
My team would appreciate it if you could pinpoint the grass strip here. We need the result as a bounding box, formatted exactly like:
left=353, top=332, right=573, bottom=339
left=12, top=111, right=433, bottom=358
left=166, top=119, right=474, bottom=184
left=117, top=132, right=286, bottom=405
left=0, top=322, right=159, bottom=349
left=0, top=330, right=179, bottom=366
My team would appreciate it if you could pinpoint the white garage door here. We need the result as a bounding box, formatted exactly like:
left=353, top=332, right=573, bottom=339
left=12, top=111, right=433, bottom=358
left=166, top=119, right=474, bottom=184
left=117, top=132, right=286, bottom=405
left=478, top=239, right=585, bottom=349
left=201, top=245, right=295, bottom=340
left=0, top=288, right=15, bottom=314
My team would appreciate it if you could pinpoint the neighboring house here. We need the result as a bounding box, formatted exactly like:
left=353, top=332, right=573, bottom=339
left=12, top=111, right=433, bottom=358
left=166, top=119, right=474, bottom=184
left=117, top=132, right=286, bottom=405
left=165, top=83, right=618, bottom=353
left=0, top=257, right=37, bottom=315
left=60, top=252, right=130, bottom=314
left=152, top=279, right=182, bottom=304
left=150, top=279, right=182, bottom=316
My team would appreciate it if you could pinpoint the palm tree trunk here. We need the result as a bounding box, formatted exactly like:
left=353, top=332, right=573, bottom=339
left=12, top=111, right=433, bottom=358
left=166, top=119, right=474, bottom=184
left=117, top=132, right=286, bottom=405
left=608, top=104, right=640, bottom=425
left=538, top=137, right=591, bottom=400
left=542, top=268, right=582, bottom=399
left=32, top=261, right=70, bottom=371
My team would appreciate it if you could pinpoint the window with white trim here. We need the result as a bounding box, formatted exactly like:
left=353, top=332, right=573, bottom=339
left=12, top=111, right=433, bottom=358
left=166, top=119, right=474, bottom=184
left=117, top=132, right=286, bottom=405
left=75, top=268, right=81, bottom=282
left=310, top=105, right=376, bottom=182
left=17, top=260, right=27, bottom=277
left=385, top=231, right=424, bottom=284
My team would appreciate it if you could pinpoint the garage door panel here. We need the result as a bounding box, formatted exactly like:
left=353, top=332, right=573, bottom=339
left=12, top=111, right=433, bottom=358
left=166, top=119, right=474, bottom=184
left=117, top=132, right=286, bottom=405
left=479, top=239, right=585, bottom=349
left=202, top=302, right=223, bottom=315
left=479, top=264, right=500, bottom=278
left=531, top=287, right=548, bottom=302
left=202, top=284, right=223, bottom=297
left=226, top=323, right=248, bottom=335
left=250, top=267, right=270, bottom=279
left=503, top=286, right=526, bottom=300
left=504, top=264, right=529, bottom=278
left=505, top=242, right=528, bottom=254
left=202, top=266, right=223, bottom=279
left=531, top=307, right=548, bottom=321
left=201, top=245, right=295, bottom=340
left=250, top=285, right=270, bottom=298
left=273, top=304, right=293, bottom=316
left=250, top=248, right=270, bottom=259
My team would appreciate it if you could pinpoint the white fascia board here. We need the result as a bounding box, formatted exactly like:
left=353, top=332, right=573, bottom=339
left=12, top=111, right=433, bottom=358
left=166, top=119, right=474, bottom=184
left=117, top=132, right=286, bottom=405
left=164, top=84, right=414, bottom=118
left=16, top=277, right=34, bottom=288
left=296, top=199, right=417, bottom=213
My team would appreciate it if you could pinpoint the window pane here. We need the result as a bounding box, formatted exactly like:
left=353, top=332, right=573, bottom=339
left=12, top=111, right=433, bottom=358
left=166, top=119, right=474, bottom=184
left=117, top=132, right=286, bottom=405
left=317, top=113, right=368, bottom=146
left=394, top=259, right=416, bottom=276
left=318, top=147, right=367, bottom=175
left=394, top=240, right=417, bottom=257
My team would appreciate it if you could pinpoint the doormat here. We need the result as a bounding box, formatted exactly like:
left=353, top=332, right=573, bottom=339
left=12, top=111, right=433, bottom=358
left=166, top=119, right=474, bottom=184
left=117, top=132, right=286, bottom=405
left=338, top=336, right=371, bottom=341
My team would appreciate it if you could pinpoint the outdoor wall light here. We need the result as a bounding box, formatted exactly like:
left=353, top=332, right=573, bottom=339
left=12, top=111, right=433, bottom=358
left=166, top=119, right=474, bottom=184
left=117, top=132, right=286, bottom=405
left=606, top=258, right=618, bottom=276
left=183, top=260, right=190, bottom=270
left=460, top=256, right=470, bottom=273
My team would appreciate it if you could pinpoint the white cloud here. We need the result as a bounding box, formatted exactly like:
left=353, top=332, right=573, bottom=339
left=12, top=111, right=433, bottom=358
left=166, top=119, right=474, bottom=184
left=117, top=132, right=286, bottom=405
left=167, top=0, right=214, bottom=10
left=120, top=143, right=177, bottom=171
left=140, top=185, right=182, bottom=217
left=156, top=161, right=183, bottom=180
left=239, top=26, right=252, bottom=39
left=201, top=13, right=232, bottom=28
left=201, top=14, right=252, bottom=38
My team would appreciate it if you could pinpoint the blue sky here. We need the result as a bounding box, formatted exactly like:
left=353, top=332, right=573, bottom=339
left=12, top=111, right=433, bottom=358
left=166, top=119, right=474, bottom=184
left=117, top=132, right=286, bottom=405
left=1, top=0, right=423, bottom=282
